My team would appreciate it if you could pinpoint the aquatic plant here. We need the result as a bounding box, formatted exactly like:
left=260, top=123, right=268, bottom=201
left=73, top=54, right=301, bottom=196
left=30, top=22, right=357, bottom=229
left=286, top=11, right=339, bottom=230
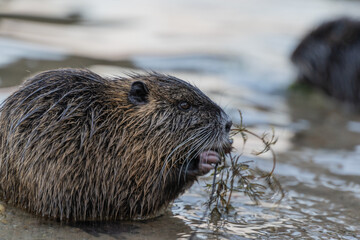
left=190, top=111, right=284, bottom=238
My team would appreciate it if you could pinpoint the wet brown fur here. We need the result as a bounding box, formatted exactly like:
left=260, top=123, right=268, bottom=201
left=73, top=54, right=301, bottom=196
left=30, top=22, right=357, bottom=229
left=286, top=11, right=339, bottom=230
left=0, top=69, right=231, bottom=221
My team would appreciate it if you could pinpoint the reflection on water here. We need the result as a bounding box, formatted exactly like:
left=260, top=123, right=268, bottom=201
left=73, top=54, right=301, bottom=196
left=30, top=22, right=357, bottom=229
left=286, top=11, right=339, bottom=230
left=1, top=0, right=360, bottom=239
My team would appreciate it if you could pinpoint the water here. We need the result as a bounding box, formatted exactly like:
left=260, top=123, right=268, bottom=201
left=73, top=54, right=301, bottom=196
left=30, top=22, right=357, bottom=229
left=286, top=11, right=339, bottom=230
left=1, top=0, right=360, bottom=239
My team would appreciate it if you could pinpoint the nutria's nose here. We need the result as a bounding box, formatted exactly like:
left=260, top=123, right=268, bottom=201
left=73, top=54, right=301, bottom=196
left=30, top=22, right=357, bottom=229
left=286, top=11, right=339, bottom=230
left=225, top=121, right=232, bottom=133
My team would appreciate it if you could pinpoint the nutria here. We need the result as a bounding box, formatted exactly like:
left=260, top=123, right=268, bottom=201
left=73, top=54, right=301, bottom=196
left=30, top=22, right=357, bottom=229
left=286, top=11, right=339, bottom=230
left=291, top=17, right=360, bottom=104
left=0, top=69, right=232, bottom=221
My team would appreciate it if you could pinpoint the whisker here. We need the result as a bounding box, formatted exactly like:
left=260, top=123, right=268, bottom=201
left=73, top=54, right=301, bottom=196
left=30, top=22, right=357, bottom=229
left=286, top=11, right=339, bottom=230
left=180, top=132, right=218, bottom=183
left=159, top=128, right=208, bottom=177
left=158, top=128, right=209, bottom=186
left=177, top=130, right=216, bottom=183
left=174, top=129, right=211, bottom=168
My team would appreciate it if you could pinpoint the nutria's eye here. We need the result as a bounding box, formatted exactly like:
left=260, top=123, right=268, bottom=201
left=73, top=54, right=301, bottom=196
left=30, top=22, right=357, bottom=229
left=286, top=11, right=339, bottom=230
left=178, top=101, right=191, bottom=111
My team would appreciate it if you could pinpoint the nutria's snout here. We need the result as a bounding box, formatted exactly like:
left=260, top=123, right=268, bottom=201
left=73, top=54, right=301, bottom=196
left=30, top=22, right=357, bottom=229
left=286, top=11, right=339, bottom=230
left=223, top=118, right=233, bottom=152
left=212, top=136, right=233, bottom=155
left=225, top=120, right=232, bottom=133
left=223, top=138, right=233, bottom=154
left=196, top=138, right=233, bottom=175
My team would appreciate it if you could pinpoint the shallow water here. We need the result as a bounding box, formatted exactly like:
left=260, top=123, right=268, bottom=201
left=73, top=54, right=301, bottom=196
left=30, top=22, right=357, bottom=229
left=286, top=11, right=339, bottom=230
left=1, top=0, right=360, bottom=239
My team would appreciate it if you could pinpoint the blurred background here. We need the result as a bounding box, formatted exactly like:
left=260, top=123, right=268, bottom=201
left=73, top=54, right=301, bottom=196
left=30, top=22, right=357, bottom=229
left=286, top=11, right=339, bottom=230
left=1, top=0, right=360, bottom=239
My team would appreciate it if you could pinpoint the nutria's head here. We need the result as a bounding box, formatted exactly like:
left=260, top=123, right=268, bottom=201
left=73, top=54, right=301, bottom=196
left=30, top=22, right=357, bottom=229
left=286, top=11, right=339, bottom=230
left=122, top=73, right=232, bottom=177
left=0, top=69, right=232, bottom=221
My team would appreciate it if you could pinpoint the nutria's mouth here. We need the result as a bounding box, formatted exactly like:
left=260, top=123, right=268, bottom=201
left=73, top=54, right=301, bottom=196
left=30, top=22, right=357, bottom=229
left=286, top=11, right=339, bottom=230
left=184, top=140, right=233, bottom=176
left=189, top=138, right=233, bottom=165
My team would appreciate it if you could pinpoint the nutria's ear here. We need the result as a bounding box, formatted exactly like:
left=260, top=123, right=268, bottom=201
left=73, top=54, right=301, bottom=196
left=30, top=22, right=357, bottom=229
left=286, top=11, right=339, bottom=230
left=128, top=81, right=149, bottom=105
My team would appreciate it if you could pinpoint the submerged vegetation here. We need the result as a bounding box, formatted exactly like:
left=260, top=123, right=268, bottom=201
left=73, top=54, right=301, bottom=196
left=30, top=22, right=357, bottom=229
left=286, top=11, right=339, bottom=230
left=191, top=112, right=284, bottom=237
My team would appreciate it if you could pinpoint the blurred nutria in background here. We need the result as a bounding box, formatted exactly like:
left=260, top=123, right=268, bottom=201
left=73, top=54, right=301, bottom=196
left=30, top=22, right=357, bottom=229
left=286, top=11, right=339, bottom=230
left=291, top=17, right=360, bottom=105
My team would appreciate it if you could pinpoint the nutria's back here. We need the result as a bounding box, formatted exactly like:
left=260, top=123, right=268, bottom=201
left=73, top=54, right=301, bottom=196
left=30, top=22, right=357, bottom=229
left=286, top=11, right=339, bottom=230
left=0, top=69, right=232, bottom=221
